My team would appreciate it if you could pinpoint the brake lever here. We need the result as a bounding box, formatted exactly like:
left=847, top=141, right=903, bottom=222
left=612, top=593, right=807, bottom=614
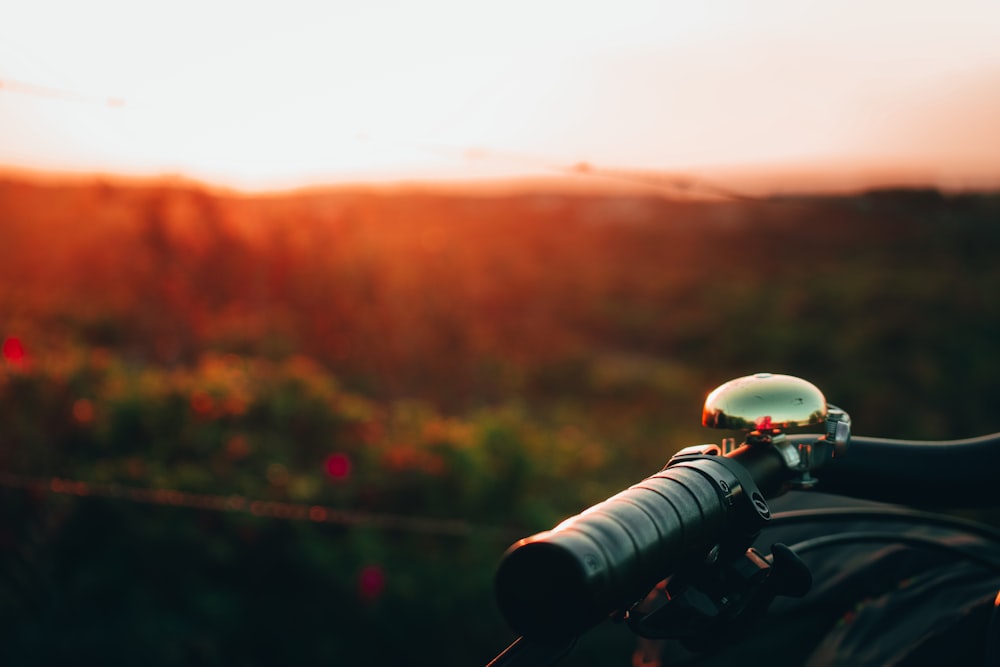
left=626, top=543, right=812, bottom=651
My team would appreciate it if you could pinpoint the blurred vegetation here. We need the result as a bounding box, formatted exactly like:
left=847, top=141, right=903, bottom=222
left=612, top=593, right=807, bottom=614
left=1, top=178, right=999, bottom=665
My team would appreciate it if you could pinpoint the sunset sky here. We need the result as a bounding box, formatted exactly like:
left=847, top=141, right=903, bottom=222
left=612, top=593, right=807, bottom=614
left=1, top=0, right=999, bottom=193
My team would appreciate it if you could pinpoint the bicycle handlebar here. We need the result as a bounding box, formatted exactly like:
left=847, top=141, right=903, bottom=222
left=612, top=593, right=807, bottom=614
left=494, top=443, right=787, bottom=640
left=491, top=372, right=1000, bottom=666
left=800, top=432, right=1000, bottom=508
left=495, top=430, right=1000, bottom=643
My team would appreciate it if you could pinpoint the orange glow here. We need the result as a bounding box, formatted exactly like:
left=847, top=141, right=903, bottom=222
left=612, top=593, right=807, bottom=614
left=225, top=435, right=251, bottom=461
left=189, top=391, right=214, bottom=417
left=308, top=506, right=329, bottom=522
left=0, top=2, right=998, bottom=193
left=72, top=398, right=95, bottom=424
left=221, top=394, right=248, bottom=417
left=381, top=445, right=446, bottom=476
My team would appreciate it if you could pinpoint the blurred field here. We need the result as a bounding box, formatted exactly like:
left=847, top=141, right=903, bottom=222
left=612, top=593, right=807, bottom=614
left=1, top=177, right=999, bottom=665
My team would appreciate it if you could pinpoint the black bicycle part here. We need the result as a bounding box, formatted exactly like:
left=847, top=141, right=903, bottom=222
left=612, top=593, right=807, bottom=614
left=489, top=431, right=1000, bottom=667
left=790, top=432, right=1000, bottom=508
left=769, top=506, right=1000, bottom=544
left=493, top=447, right=782, bottom=642
left=625, top=541, right=812, bottom=651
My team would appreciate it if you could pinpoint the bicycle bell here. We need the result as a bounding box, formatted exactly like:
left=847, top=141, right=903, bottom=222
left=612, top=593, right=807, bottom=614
left=702, top=372, right=827, bottom=436
left=701, top=372, right=851, bottom=487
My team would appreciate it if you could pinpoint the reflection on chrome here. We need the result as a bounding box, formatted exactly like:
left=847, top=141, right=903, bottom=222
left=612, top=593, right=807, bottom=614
left=702, top=372, right=827, bottom=433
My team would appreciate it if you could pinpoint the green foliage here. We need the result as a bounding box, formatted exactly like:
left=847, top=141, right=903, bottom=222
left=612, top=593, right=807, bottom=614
left=0, top=348, right=628, bottom=665
left=2, top=181, right=1000, bottom=665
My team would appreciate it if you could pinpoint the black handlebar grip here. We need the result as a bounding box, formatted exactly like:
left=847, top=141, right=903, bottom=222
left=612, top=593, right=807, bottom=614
left=494, top=457, right=759, bottom=640
left=811, top=434, right=1000, bottom=508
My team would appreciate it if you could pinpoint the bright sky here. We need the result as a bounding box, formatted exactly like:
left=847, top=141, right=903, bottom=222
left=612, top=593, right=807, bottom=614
left=1, top=0, right=999, bottom=192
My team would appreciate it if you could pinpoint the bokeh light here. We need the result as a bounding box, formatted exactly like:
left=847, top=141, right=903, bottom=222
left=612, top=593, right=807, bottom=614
left=2, top=336, right=25, bottom=363
left=72, top=398, right=95, bottom=424
left=358, top=564, right=386, bottom=603
left=324, top=453, right=352, bottom=480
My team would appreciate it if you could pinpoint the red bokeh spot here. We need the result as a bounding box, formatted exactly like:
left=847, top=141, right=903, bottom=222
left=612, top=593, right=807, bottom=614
left=358, top=565, right=386, bottom=602
left=72, top=398, right=95, bottom=424
left=3, top=336, right=25, bottom=362
left=190, top=391, right=214, bottom=417
left=325, top=453, right=352, bottom=480
left=225, top=435, right=250, bottom=461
